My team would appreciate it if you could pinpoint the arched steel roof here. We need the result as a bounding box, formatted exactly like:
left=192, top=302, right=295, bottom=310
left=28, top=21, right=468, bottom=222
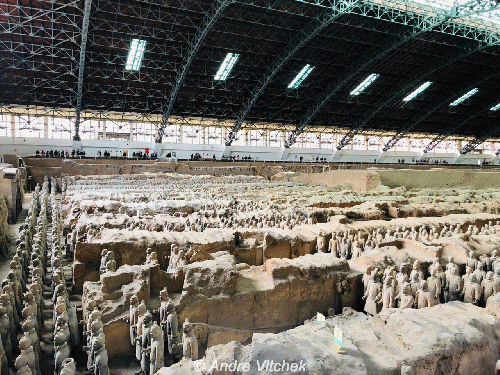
left=1, top=0, right=500, bottom=152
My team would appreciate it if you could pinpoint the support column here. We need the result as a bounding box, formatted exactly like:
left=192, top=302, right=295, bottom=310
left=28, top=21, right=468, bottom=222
left=281, top=147, right=290, bottom=161
left=44, top=116, right=49, bottom=138
left=178, top=125, right=183, bottom=144
left=74, top=0, right=92, bottom=141
left=130, top=122, right=133, bottom=141
left=378, top=151, right=387, bottom=163
left=102, top=120, right=107, bottom=140
left=10, top=116, right=15, bottom=138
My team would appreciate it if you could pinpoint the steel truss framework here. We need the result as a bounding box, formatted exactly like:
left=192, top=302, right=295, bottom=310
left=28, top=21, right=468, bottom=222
left=224, top=0, right=360, bottom=146
left=156, top=0, right=234, bottom=143
left=422, top=101, right=497, bottom=153
left=1, top=0, right=500, bottom=146
left=461, top=127, right=500, bottom=154
left=383, top=68, right=500, bottom=152
left=285, top=12, right=447, bottom=148
left=421, top=93, right=500, bottom=154
left=331, top=0, right=500, bottom=150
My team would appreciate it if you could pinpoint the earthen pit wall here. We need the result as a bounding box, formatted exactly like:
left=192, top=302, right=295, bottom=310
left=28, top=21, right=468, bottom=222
left=72, top=229, right=235, bottom=293
left=103, top=317, right=256, bottom=360
left=71, top=212, right=500, bottom=292
left=72, top=228, right=324, bottom=293
left=0, top=173, right=22, bottom=223
left=287, top=167, right=500, bottom=191
left=75, top=211, right=498, bottom=358
left=178, top=272, right=361, bottom=331
left=253, top=212, right=500, bottom=267
left=25, top=156, right=500, bottom=191
left=0, top=196, right=9, bottom=256
left=26, top=158, right=329, bottom=185
left=177, top=255, right=361, bottom=355
left=377, top=168, right=500, bottom=189
left=293, top=169, right=382, bottom=191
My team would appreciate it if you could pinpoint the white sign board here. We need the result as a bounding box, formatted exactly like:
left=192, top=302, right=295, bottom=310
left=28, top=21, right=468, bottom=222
left=316, top=312, right=326, bottom=322
left=334, top=326, right=343, bottom=350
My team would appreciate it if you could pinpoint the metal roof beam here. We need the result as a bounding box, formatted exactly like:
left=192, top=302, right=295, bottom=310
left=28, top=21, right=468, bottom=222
left=451, top=0, right=500, bottom=18
left=73, top=0, right=92, bottom=142
left=422, top=101, right=498, bottom=153
left=382, top=70, right=500, bottom=151
left=459, top=106, right=500, bottom=154
left=336, top=34, right=500, bottom=150
left=295, top=0, right=500, bottom=43
left=460, top=135, right=490, bottom=154
left=224, top=0, right=359, bottom=146
left=156, top=0, right=234, bottom=143
left=286, top=11, right=446, bottom=148
left=0, top=1, right=80, bottom=35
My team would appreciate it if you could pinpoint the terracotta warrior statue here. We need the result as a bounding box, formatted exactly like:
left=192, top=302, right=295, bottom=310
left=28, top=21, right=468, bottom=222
left=426, top=268, right=441, bottom=307
left=128, top=295, right=139, bottom=347
left=164, top=300, right=181, bottom=361
left=140, top=312, right=153, bottom=375
left=135, top=302, right=147, bottom=361
left=92, top=336, right=109, bottom=375
left=316, top=231, right=327, bottom=253
left=150, top=321, right=164, bottom=374
left=16, top=336, right=35, bottom=375
left=182, top=319, right=198, bottom=360
left=482, top=271, right=496, bottom=305
left=381, top=276, right=396, bottom=310
left=363, top=269, right=382, bottom=315
left=59, top=358, right=76, bottom=375
left=159, top=287, right=169, bottom=323
left=399, top=283, right=415, bottom=309
left=416, top=280, right=432, bottom=309
left=463, top=274, right=482, bottom=305
left=54, top=331, right=70, bottom=375
left=409, top=261, right=424, bottom=281
left=446, top=267, right=463, bottom=302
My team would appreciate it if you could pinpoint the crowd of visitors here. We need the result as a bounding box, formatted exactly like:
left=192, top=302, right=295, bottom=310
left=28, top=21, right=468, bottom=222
left=35, top=150, right=69, bottom=158
left=416, top=158, right=449, bottom=164
left=190, top=153, right=216, bottom=161
left=35, top=149, right=159, bottom=159
left=131, top=151, right=157, bottom=159
left=32, top=149, right=495, bottom=166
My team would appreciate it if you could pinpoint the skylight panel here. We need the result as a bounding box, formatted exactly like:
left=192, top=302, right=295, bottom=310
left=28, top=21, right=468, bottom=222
left=410, top=0, right=500, bottom=25
left=288, top=64, right=315, bottom=89
left=298, top=0, right=500, bottom=27
left=125, top=39, right=147, bottom=71
left=350, top=73, right=379, bottom=96
left=214, top=53, right=240, bottom=81
left=449, top=88, right=478, bottom=106
left=403, top=81, right=433, bottom=102
left=491, top=102, right=500, bottom=111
